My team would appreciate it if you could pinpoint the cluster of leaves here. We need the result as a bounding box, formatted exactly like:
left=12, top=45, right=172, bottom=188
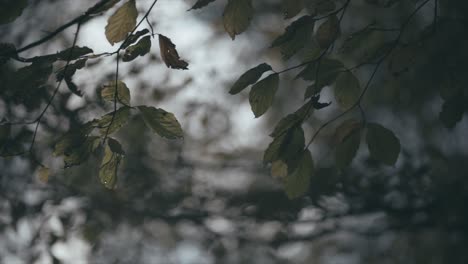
left=1, top=0, right=189, bottom=188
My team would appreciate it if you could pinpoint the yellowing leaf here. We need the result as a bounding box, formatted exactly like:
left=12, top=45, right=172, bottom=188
left=315, top=15, right=340, bottom=48
left=101, top=81, right=131, bottom=105
left=223, top=0, right=253, bottom=40
left=158, top=34, right=189, bottom=70
left=105, top=0, right=138, bottom=45
left=282, top=0, right=304, bottom=19
left=366, top=123, right=400, bottom=166
left=0, top=0, right=28, bottom=24
left=122, top=35, right=151, bottom=62
left=138, top=106, right=184, bottom=139
left=37, top=166, right=50, bottom=183
left=271, top=160, right=288, bottom=180
left=285, top=149, right=313, bottom=199
left=249, top=74, right=279, bottom=118
left=334, top=71, right=361, bottom=109
left=229, top=63, right=272, bottom=95
left=99, top=138, right=124, bottom=189
left=97, top=107, right=131, bottom=135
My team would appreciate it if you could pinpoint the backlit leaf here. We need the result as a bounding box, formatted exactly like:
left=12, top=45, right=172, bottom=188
left=37, top=166, right=50, bottom=183
left=138, top=106, right=184, bottom=139
left=63, top=136, right=101, bottom=168
left=158, top=34, right=189, bottom=70
left=101, top=81, right=131, bottom=105
left=229, top=63, right=272, bottom=95
left=271, top=160, right=288, bottom=180
left=105, top=0, right=138, bottom=45
left=249, top=74, right=279, bottom=117
left=121, top=29, right=150, bottom=49
left=223, top=0, right=253, bottom=40
left=97, top=107, right=131, bottom=135
left=0, top=0, right=28, bottom=24
left=366, top=123, right=400, bottom=166
left=334, top=71, right=361, bottom=109
left=122, top=36, right=151, bottom=62
left=315, top=15, right=340, bottom=48
left=285, top=149, right=313, bottom=199
left=99, top=138, right=124, bottom=189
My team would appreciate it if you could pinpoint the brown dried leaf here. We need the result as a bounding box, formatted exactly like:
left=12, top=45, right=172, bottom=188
left=158, top=34, right=189, bottom=70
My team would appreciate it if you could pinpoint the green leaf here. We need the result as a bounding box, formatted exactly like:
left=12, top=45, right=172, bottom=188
left=366, top=123, right=400, bottom=166
left=264, top=133, right=287, bottom=164
left=189, top=0, right=217, bottom=10
left=439, top=95, right=467, bottom=129
left=335, top=122, right=361, bottom=168
left=223, top=0, right=253, bottom=40
left=99, top=138, right=124, bottom=189
left=105, top=0, right=138, bottom=45
left=264, top=125, right=305, bottom=168
left=271, top=160, right=288, bottom=180
left=0, top=0, right=28, bottom=24
left=122, top=36, right=151, bottom=62
left=249, top=74, right=279, bottom=118
left=63, top=136, right=101, bottom=168
left=101, top=81, right=131, bottom=105
left=138, top=106, right=184, bottom=139
left=285, top=149, right=313, bottom=199
left=56, top=46, right=93, bottom=61
left=229, top=63, right=272, bottom=95
left=334, top=71, right=361, bottom=109
left=121, top=29, right=150, bottom=49
left=282, top=0, right=304, bottom=19
left=298, top=58, right=344, bottom=98
left=271, top=15, right=315, bottom=60
left=315, top=15, right=340, bottom=48
left=53, top=122, right=96, bottom=157
left=270, top=101, right=312, bottom=137
left=97, top=107, right=131, bottom=135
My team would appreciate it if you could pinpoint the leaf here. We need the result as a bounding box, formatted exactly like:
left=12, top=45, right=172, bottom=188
left=101, top=81, right=131, bottom=105
left=264, top=125, right=305, bottom=169
left=37, top=166, right=50, bottom=183
left=439, top=95, right=467, bottom=129
left=122, top=36, right=151, bottom=62
left=340, top=28, right=387, bottom=62
left=248, top=74, right=279, bottom=118
left=285, top=149, right=313, bottom=199
left=334, top=71, right=361, bottom=109
left=335, top=121, right=361, bottom=168
left=305, top=0, right=336, bottom=15
left=53, top=122, right=96, bottom=157
left=56, top=46, right=93, bottom=61
left=315, top=15, right=340, bottom=48
left=0, top=43, right=18, bottom=65
left=283, top=0, right=304, bottom=19
left=63, top=136, right=101, bottom=168
left=56, top=59, right=87, bottom=97
left=189, top=0, right=217, bottom=10
left=0, top=123, right=11, bottom=148
left=105, top=0, right=138, bottom=45
left=223, top=0, right=254, bottom=40
left=271, top=160, right=288, bottom=180
left=298, top=58, right=344, bottom=98
left=366, top=123, right=400, bottom=166
left=0, top=0, right=28, bottom=24
left=158, top=34, right=189, bottom=70
left=97, top=107, right=131, bottom=135
left=270, top=101, right=312, bottom=137
left=264, top=133, right=287, bottom=164
left=99, top=138, right=124, bottom=189
left=229, top=63, right=272, bottom=95
left=271, top=15, right=315, bottom=60
left=121, top=29, right=150, bottom=49
left=138, top=106, right=184, bottom=139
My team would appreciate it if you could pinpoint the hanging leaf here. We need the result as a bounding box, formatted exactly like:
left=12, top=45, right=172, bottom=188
left=264, top=133, right=287, bottom=164
left=138, top=106, right=184, bottom=139
left=63, top=136, right=101, bottom=168
left=340, top=28, right=387, bottom=62
left=270, top=101, right=312, bottom=137
left=158, top=34, right=189, bottom=70
left=56, top=59, right=87, bottom=97
left=315, top=15, right=340, bottom=48
left=99, top=138, right=124, bottom=189
left=366, top=123, right=400, bottom=166
left=334, top=71, right=361, bottom=109
left=53, top=122, right=96, bottom=157
left=271, top=15, right=315, bottom=60
left=223, top=0, right=254, bottom=40
left=0, top=0, right=28, bottom=24
left=335, top=120, right=362, bottom=168
left=97, top=107, right=131, bottom=135
left=122, top=36, right=151, bottom=62
left=299, top=58, right=344, bottom=98
left=37, top=166, right=50, bottom=183
left=283, top=0, right=304, bottom=19
left=101, top=81, right=131, bottom=105
left=264, top=125, right=305, bottom=170
left=56, top=46, right=93, bottom=61
left=189, top=0, right=217, bottom=10
left=105, top=0, right=138, bottom=45
left=249, top=74, right=279, bottom=118
left=121, top=29, right=150, bottom=49
left=271, top=160, right=288, bottom=180
left=285, top=149, right=313, bottom=199
left=439, top=95, right=467, bottom=129
left=229, top=63, right=272, bottom=95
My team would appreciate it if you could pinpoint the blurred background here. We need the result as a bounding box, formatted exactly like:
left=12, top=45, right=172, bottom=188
left=1, top=0, right=468, bottom=263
